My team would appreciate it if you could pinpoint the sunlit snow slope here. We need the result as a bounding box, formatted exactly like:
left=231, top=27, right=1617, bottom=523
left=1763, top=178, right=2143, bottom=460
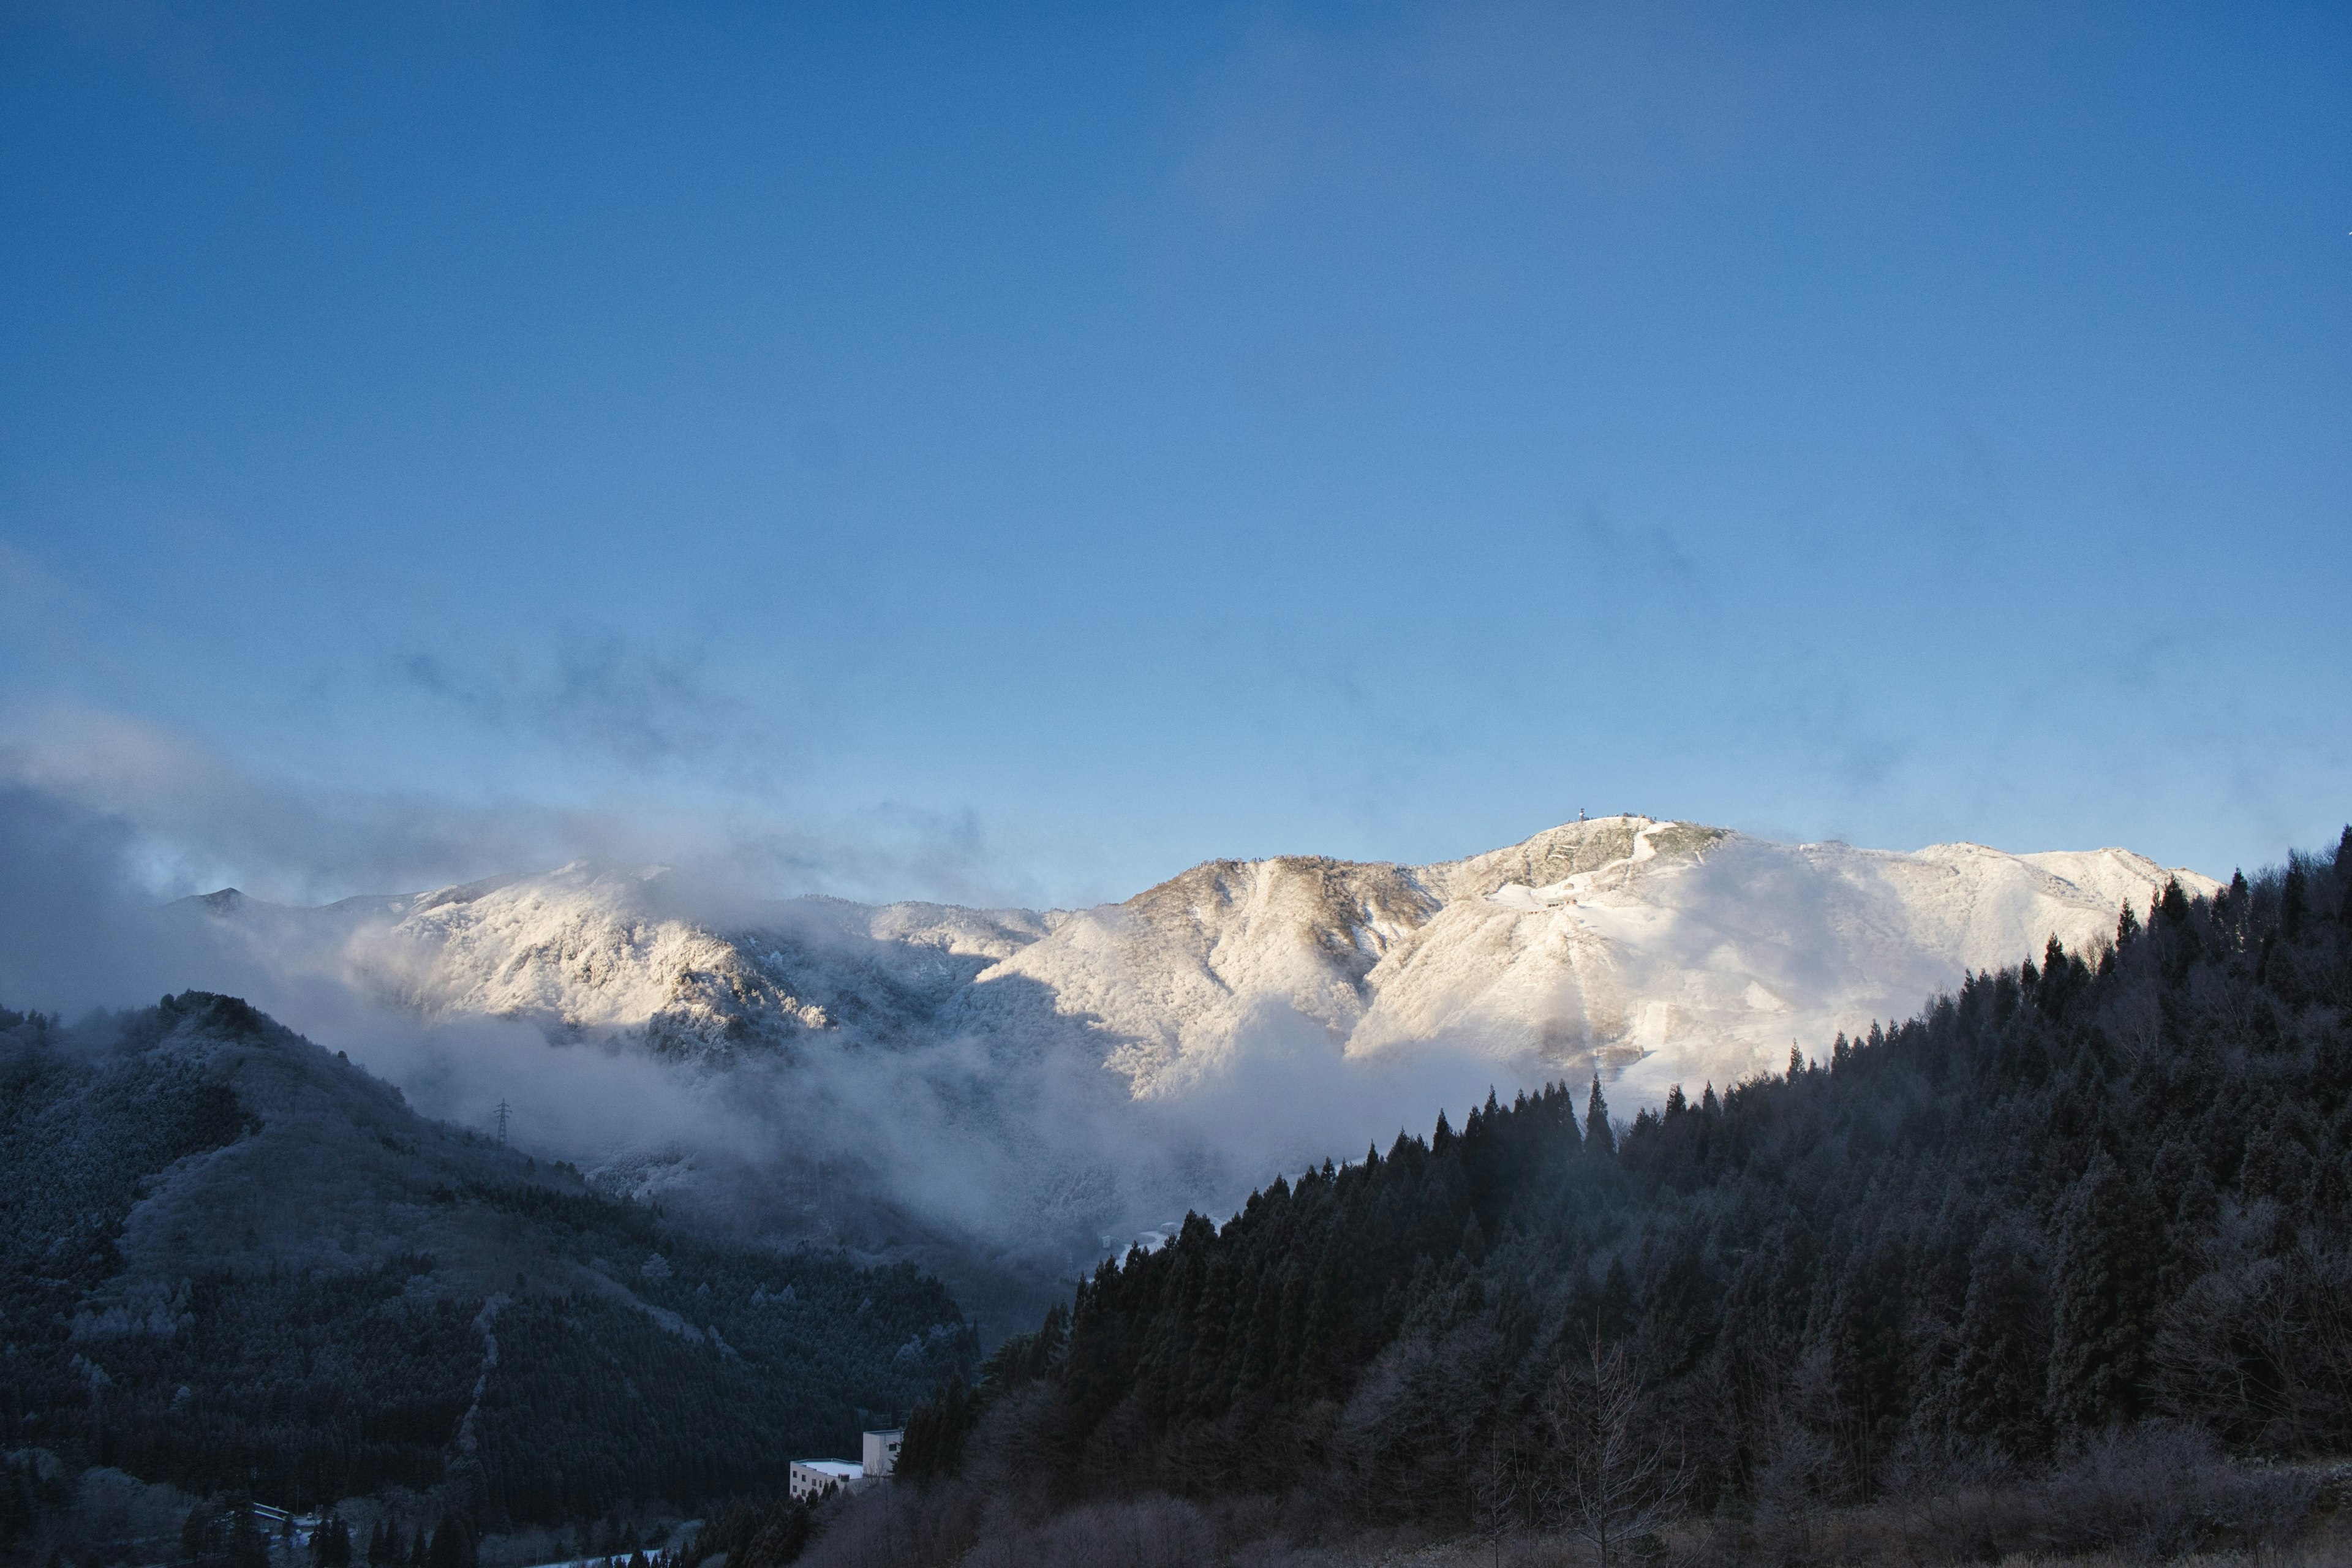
left=203, top=818, right=2214, bottom=1106
left=975, top=818, right=2218, bottom=1104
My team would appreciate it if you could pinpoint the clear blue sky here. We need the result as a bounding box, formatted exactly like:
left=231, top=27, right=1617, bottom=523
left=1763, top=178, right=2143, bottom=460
left=2, top=1, right=2346, bottom=907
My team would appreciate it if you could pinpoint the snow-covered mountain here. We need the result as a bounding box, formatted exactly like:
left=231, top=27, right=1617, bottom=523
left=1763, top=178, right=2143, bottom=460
left=995, top=817, right=2219, bottom=1103
left=204, top=816, right=2207, bottom=1092
left=184, top=818, right=2215, bottom=1307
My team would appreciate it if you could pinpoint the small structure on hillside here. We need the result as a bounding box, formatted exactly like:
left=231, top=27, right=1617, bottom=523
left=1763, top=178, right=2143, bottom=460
left=862, top=1428, right=903, bottom=1479
left=788, top=1458, right=868, bottom=1501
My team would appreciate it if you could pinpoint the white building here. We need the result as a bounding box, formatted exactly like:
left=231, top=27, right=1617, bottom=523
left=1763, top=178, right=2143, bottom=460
left=787, top=1458, right=865, bottom=1501
left=862, top=1429, right=903, bottom=1479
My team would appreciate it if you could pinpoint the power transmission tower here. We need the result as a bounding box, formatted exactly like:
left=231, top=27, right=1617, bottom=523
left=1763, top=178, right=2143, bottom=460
left=494, top=1099, right=510, bottom=1147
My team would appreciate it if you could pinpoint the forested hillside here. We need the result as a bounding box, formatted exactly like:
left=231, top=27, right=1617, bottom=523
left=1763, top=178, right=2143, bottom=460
left=0, top=993, right=976, bottom=1561
left=868, top=831, right=2352, bottom=1561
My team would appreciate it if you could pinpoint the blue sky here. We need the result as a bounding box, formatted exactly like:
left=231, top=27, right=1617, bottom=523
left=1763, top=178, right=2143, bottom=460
left=2, top=1, right=2346, bottom=907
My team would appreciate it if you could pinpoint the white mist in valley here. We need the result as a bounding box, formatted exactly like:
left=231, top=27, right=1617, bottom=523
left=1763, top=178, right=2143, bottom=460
left=0, top=782, right=2215, bottom=1330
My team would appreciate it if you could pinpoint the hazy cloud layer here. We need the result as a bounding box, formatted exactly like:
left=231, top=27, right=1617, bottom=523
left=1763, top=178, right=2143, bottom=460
left=398, top=631, right=775, bottom=777
left=0, top=707, right=1042, bottom=910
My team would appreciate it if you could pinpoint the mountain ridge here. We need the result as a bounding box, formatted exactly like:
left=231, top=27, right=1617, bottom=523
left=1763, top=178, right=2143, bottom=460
left=186, top=816, right=2214, bottom=1090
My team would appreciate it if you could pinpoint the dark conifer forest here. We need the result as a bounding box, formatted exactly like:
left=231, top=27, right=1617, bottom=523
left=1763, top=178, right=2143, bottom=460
left=859, top=832, right=2352, bottom=1561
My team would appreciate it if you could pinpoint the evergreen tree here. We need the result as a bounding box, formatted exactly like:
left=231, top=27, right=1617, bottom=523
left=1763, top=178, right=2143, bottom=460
left=1948, top=1226, right=2048, bottom=1457
left=2045, top=1151, right=2159, bottom=1432
left=181, top=1502, right=214, bottom=1564
left=228, top=1502, right=268, bottom=1568
left=895, top=1376, right=972, bottom=1483
left=1584, top=1075, right=1615, bottom=1158
left=425, top=1513, right=475, bottom=1568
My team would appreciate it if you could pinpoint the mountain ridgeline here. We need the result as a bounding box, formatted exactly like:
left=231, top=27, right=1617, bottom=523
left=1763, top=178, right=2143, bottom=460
left=888, top=831, right=2352, bottom=1545
left=0, top=994, right=976, bottom=1559
left=178, top=820, right=2217, bottom=1329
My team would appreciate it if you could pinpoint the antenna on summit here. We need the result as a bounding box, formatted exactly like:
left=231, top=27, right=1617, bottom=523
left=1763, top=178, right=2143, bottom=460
left=494, top=1099, right=510, bottom=1147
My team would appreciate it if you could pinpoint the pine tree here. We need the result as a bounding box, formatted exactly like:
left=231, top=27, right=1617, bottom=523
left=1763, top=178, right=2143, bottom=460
left=1949, top=1227, right=2048, bottom=1458
left=2045, top=1151, right=2159, bottom=1432
left=426, top=1514, right=474, bottom=1568
left=1585, top=1076, right=1615, bottom=1158
left=2336, top=826, right=2352, bottom=919
left=897, top=1376, right=973, bottom=1482
left=181, top=1502, right=213, bottom=1564
left=1, top=1463, right=37, bottom=1564
left=228, top=1502, right=268, bottom=1568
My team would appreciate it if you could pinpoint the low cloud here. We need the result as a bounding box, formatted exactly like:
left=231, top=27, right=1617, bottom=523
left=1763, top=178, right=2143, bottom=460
left=0, top=765, right=1526, bottom=1335
left=0, top=741, right=1121, bottom=1323
left=0, top=729, right=1640, bottom=1346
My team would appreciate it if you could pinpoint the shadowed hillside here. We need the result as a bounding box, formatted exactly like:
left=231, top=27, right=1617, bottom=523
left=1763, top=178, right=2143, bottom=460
left=0, top=993, right=977, bottom=1561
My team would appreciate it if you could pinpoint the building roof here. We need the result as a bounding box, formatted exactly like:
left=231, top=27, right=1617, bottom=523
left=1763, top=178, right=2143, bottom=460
left=793, top=1460, right=864, bottom=1479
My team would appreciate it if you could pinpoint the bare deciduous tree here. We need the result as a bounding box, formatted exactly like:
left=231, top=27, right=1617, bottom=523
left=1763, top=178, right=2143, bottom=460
left=1469, top=1427, right=1528, bottom=1568
left=1540, top=1334, right=1684, bottom=1565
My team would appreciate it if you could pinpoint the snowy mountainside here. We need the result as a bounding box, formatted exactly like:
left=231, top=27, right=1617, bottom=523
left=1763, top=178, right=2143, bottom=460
left=198, top=862, right=1055, bottom=1060
left=974, top=818, right=2217, bottom=1102
left=194, top=820, right=2218, bottom=1101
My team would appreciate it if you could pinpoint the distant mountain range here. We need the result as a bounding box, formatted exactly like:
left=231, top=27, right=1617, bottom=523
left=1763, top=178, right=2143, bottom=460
left=176, top=817, right=2217, bottom=1314
left=192, top=814, right=2214, bottom=1096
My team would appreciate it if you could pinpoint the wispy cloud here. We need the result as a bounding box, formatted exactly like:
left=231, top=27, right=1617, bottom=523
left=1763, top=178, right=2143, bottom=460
left=396, top=630, right=783, bottom=779
left=0, top=707, right=1035, bottom=909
